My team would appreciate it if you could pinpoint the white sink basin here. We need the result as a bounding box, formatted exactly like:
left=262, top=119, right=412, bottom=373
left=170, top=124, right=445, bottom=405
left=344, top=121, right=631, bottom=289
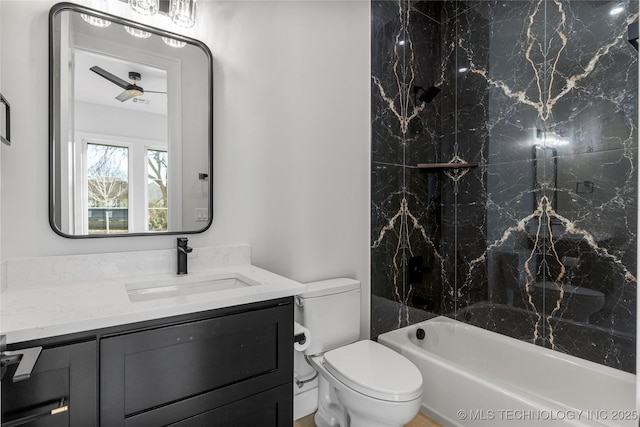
left=126, top=273, right=260, bottom=302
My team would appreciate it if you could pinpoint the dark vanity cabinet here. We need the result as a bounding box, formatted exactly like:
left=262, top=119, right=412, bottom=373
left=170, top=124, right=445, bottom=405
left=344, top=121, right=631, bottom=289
left=2, top=298, right=294, bottom=427
left=1, top=340, right=97, bottom=426
left=101, top=299, right=294, bottom=426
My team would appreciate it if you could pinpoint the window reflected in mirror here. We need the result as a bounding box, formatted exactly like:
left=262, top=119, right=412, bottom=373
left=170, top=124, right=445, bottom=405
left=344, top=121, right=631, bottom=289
left=87, top=143, right=129, bottom=234
left=147, top=149, right=168, bottom=232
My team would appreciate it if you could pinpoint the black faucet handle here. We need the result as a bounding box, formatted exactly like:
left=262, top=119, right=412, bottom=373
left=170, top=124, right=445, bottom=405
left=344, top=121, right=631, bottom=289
left=177, top=237, right=193, bottom=253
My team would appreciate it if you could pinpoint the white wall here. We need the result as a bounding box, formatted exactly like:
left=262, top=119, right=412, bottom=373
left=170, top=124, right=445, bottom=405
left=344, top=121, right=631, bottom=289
left=0, top=1, right=371, bottom=334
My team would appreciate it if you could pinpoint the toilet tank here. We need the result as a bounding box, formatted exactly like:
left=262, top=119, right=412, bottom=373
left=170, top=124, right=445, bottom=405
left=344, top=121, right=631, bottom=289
left=296, top=278, right=361, bottom=355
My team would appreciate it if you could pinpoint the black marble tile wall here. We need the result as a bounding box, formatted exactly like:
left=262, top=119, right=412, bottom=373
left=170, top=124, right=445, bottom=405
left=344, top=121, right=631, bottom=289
left=371, top=0, right=638, bottom=373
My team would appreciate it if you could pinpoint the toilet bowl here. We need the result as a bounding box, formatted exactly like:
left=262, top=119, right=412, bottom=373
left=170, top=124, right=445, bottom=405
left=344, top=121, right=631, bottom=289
left=310, top=340, right=423, bottom=427
left=295, top=279, right=423, bottom=427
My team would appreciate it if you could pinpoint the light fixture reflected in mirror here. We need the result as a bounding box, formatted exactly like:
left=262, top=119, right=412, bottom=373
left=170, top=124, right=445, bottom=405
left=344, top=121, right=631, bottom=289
left=81, top=13, right=111, bottom=27
left=162, top=36, right=187, bottom=48
left=81, top=0, right=111, bottom=27
left=169, top=0, right=197, bottom=28
left=129, top=0, right=159, bottom=16
left=124, top=25, right=152, bottom=38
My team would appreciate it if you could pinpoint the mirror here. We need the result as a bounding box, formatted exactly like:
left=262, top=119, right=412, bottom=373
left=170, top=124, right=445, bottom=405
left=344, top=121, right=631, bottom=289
left=49, top=2, right=212, bottom=237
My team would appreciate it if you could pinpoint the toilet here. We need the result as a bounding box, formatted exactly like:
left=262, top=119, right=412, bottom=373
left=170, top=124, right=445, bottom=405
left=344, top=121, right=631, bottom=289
left=295, top=278, right=423, bottom=427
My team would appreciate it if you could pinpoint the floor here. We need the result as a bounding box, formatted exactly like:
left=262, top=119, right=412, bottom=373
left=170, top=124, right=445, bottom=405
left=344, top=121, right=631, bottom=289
left=294, top=412, right=443, bottom=427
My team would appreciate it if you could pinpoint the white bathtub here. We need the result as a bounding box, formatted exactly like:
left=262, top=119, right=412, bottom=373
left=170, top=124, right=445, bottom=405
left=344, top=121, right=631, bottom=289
left=378, top=316, right=636, bottom=427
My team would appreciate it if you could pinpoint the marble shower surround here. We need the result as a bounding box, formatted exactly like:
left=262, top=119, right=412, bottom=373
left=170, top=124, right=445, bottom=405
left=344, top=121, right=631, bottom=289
left=371, top=0, right=638, bottom=373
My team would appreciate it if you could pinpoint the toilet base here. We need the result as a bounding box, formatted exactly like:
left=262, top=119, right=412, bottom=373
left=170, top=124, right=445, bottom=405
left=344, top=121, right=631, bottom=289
left=314, top=374, right=347, bottom=427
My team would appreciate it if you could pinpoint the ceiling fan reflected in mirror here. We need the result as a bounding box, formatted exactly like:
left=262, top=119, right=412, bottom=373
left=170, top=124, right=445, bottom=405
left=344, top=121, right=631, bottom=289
left=89, top=66, right=166, bottom=102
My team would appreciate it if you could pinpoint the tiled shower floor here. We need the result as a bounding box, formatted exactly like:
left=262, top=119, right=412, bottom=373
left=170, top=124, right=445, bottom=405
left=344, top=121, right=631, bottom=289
left=294, top=412, right=443, bottom=427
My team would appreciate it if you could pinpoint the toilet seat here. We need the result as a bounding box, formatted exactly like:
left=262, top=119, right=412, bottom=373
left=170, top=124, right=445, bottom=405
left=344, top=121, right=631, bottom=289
left=323, top=340, right=423, bottom=402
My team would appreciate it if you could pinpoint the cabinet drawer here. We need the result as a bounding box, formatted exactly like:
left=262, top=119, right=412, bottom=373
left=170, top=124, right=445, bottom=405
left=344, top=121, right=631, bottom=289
left=1, top=340, right=97, bottom=427
left=168, top=384, right=292, bottom=427
left=101, top=302, right=293, bottom=425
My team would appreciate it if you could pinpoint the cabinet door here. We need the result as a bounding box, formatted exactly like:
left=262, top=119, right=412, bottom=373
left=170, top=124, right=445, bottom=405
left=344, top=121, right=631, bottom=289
left=101, top=302, right=293, bottom=426
left=1, top=340, right=97, bottom=427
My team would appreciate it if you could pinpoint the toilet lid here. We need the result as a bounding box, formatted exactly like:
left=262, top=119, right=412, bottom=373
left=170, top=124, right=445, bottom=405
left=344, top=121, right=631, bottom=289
left=323, top=340, right=423, bottom=402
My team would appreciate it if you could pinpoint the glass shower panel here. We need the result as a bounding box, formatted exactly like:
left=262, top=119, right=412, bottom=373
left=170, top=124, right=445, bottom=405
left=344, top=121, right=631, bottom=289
left=452, top=0, right=637, bottom=372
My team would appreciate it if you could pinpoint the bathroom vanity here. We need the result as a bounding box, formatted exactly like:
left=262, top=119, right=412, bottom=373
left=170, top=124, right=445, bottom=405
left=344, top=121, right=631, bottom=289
left=3, top=298, right=293, bottom=426
left=1, top=245, right=304, bottom=427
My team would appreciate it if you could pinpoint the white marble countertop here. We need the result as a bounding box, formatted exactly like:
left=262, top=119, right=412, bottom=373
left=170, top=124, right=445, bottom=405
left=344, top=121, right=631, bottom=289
left=0, top=246, right=306, bottom=344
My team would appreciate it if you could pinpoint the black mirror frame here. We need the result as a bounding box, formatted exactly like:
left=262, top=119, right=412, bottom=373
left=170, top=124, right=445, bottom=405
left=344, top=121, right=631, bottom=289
left=49, top=2, right=213, bottom=238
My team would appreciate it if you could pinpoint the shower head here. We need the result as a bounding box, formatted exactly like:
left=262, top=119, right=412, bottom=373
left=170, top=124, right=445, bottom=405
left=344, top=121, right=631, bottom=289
left=413, top=85, right=441, bottom=104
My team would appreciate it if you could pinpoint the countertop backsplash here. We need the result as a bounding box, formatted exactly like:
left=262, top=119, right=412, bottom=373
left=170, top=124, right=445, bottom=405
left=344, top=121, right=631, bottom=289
left=2, top=244, right=251, bottom=291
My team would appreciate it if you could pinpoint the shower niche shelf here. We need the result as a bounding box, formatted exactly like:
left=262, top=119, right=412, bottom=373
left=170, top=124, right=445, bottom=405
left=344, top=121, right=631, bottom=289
left=417, top=162, right=478, bottom=171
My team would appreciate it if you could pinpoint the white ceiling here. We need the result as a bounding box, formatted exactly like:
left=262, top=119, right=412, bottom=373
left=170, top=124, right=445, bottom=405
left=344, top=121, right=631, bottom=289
left=74, top=48, right=168, bottom=116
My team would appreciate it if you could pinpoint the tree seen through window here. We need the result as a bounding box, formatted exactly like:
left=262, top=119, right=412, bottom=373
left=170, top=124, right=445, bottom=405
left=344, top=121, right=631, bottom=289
left=87, top=143, right=129, bottom=233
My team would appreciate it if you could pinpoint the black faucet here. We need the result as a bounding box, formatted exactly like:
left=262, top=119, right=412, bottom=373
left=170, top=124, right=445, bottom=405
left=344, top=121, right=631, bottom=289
left=176, top=237, right=193, bottom=275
